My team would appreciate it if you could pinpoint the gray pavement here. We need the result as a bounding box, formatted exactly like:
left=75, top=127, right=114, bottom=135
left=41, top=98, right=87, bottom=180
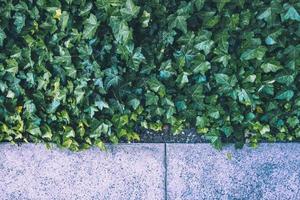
left=0, top=143, right=165, bottom=200
left=0, top=143, right=299, bottom=200
left=167, top=143, right=300, bottom=200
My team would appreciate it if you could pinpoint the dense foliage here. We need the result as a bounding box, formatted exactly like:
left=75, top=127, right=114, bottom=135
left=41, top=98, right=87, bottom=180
left=0, top=0, right=300, bottom=150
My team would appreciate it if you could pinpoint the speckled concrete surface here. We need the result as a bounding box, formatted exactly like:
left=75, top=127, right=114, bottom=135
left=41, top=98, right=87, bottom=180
left=0, top=143, right=164, bottom=200
left=167, top=143, right=300, bottom=200
left=1, top=143, right=300, bottom=200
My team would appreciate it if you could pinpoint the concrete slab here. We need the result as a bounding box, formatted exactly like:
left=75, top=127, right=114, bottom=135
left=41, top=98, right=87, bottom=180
left=167, top=143, right=300, bottom=200
left=0, top=143, right=165, bottom=200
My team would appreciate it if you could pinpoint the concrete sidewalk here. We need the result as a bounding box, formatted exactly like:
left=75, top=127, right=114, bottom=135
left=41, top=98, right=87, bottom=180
left=0, top=143, right=299, bottom=200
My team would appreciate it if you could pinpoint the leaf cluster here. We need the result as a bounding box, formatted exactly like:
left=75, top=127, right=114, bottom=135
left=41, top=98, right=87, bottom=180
left=0, top=0, right=300, bottom=150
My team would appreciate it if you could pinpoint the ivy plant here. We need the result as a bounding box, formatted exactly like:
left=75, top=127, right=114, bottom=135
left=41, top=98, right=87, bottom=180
left=0, top=0, right=299, bottom=150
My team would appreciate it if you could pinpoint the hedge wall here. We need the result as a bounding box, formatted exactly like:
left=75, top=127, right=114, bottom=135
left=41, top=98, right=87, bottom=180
left=0, top=0, right=299, bottom=150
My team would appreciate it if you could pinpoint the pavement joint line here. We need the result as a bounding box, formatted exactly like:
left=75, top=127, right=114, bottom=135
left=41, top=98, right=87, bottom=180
left=164, top=143, right=167, bottom=200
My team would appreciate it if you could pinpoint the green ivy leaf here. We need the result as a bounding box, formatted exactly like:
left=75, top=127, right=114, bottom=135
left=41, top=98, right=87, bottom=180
left=5, top=59, right=19, bottom=75
left=215, top=73, right=229, bottom=85
left=145, top=92, right=159, bottom=106
left=131, top=47, right=145, bottom=71
left=0, top=28, right=6, bottom=46
left=237, top=89, right=251, bottom=106
left=220, top=126, right=233, bottom=137
left=128, top=98, right=140, bottom=110
left=104, top=67, right=122, bottom=89
left=176, top=72, right=189, bottom=88
left=110, top=17, right=132, bottom=44
left=95, top=100, right=109, bottom=110
left=64, top=126, right=75, bottom=138
left=194, top=0, right=205, bottom=11
left=257, top=8, right=271, bottom=21
left=83, top=14, right=99, bottom=39
left=147, top=77, right=165, bottom=93
left=175, top=100, right=187, bottom=112
left=275, top=74, right=294, bottom=86
left=196, top=116, right=208, bottom=128
left=275, top=90, right=294, bottom=101
left=120, top=0, right=140, bottom=20
left=192, top=61, right=211, bottom=75
left=282, top=5, right=300, bottom=22
left=265, top=36, right=276, bottom=45
left=194, top=40, right=214, bottom=55
left=141, top=11, right=151, bottom=28
left=287, top=116, right=299, bottom=128
left=240, top=46, right=267, bottom=61
left=95, top=140, right=107, bottom=151
left=261, top=63, right=282, bottom=73
left=27, top=125, right=42, bottom=136
left=14, top=13, right=26, bottom=33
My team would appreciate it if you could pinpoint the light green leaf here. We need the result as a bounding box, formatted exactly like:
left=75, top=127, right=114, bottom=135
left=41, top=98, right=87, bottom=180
left=95, top=140, right=107, bottom=151
left=120, top=0, right=140, bottom=20
left=214, top=0, right=231, bottom=12
left=60, top=11, right=69, bottom=31
left=193, top=61, right=211, bottom=74
left=147, top=77, right=165, bottom=93
left=244, top=75, right=256, bottom=83
left=296, top=128, right=300, bottom=138
left=194, top=40, right=214, bottom=55
left=261, top=63, right=282, bottom=73
left=41, top=124, right=53, bottom=140
left=131, top=47, right=145, bottom=71
left=171, top=15, right=188, bottom=34
left=74, top=88, right=85, bottom=104
left=90, top=121, right=111, bottom=138
left=176, top=72, right=189, bottom=87
left=104, top=67, right=121, bottom=89
left=237, top=89, right=251, bottom=106
left=47, top=100, right=60, bottom=114
left=14, top=13, right=25, bottom=33
left=215, top=73, right=229, bottom=85
left=83, top=14, right=99, bottom=39
left=141, top=11, right=151, bottom=28
left=282, top=5, right=300, bottom=22
left=265, top=36, right=276, bottom=45
left=6, top=90, right=15, bottom=99
left=0, top=28, right=6, bottom=46
left=64, top=126, right=75, bottom=138
left=240, top=47, right=267, bottom=61
left=257, top=8, right=271, bottom=20
left=275, top=90, right=294, bottom=101
left=287, top=116, right=299, bottom=128
left=196, top=116, right=208, bottom=128
left=109, top=17, right=132, bottom=43
left=27, top=126, right=42, bottom=136
left=95, top=100, right=109, bottom=110
left=190, top=84, right=203, bottom=101
left=5, top=59, right=19, bottom=75
left=209, top=110, right=220, bottom=119
left=275, top=74, right=294, bottom=86
left=145, top=92, right=159, bottom=106
left=194, top=0, right=205, bottom=10
left=129, top=98, right=140, bottom=110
